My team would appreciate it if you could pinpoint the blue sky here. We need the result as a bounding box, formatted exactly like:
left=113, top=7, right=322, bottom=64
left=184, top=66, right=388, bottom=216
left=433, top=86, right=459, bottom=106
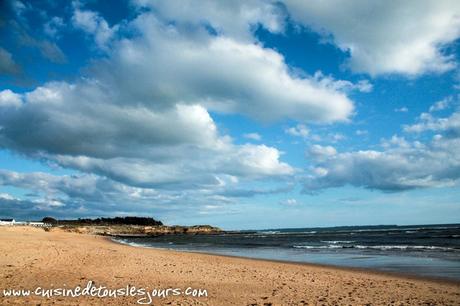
left=0, top=0, right=459, bottom=229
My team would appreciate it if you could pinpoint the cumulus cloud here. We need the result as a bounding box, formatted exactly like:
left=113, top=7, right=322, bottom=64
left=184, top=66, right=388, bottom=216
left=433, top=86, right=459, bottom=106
left=429, top=96, right=455, bottom=112
left=0, top=89, right=22, bottom=108
left=0, top=0, right=378, bottom=218
left=312, top=72, right=373, bottom=93
left=72, top=5, right=118, bottom=50
left=308, top=144, right=337, bottom=161
left=94, top=13, right=354, bottom=123
left=0, top=4, right=359, bottom=193
left=43, top=16, right=65, bottom=38
left=47, top=145, right=294, bottom=189
left=0, top=169, right=291, bottom=220
left=305, top=140, right=460, bottom=191
left=0, top=80, right=294, bottom=189
left=285, top=124, right=309, bottom=138
left=0, top=170, right=154, bottom=204
left=403, top=109, right=460, bottom=137
left=329, top=133, right=345, bottom=142
left=305, top=108, right=460, bottom=192
left=132, top=0, right=285, bottom=41
left=0, top=170, right=179, bottom=218
left=284, top=0, right=460, bottom=76
left=0, top=82, right=225, bottom=157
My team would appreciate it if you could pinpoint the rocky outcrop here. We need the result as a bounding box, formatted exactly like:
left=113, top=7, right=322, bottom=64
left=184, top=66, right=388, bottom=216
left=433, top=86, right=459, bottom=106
left=56, top=224, right=222, bottom=236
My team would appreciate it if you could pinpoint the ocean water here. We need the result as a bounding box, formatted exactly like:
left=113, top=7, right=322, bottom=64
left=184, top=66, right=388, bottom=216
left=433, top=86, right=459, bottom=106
left=114, top=224, right=460, bottom=281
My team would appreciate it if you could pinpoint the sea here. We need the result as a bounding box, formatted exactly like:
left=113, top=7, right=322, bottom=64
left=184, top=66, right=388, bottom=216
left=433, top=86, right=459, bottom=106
left=114, top=223, right=460, bottom=281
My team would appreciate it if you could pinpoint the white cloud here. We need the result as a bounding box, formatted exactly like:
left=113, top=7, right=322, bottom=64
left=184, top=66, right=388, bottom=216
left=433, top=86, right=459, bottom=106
left=305, top=109, right=460, bottom=191
left=284, top=0, right=460, bottom=76
left=0, top=4, right=347, bottom=208
left=285, top=124, right=309, bottom=138
left=353, top=80, right=373, bottom=93
left=0, top=169, right=185, bottom=217
left=429, top=96, right=455, bottom=112
left=312, top=72, right=373, bottom=93
left=99, top=14, right=355, bottom=123
left=132, top=0, right=285, bottom=41
left=0, top=89, right=22, bottom=108
left=305, top=140, right=460, bottom=191
left=0, top=193, right=16, bottom=201
left=395, top=107, right=409, bottom=113
left=47, top=144, right=294, bottom=189
left=0, top=1, right=372, bottom=217
left=229, top=144, right=293, bottom=177
left=243, top=133, right=262, bottom=141
left=279, top=198, right=298, bottom=206
left=0, top=168, right=292, bottom=219
left=44, top=16, right=65, bottom=38
left=72, top=6, right=118, bottom=50
left=381, top=135, right=411, bottom=149
left=1, top=82, right=226, bottom=156
left=0, top=80, right=294, bottom=189
left=308, top=144, right=337, bottom=161
left=403, top=110, right=460, bottom=137
left=330, top=133, right=345, bottom=142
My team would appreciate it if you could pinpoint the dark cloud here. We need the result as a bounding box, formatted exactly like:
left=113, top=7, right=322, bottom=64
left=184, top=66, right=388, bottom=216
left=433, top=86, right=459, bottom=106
left=15, top=22, right=67, bottom=63
left=217, top=184, right=294, bottom=198
left=0, top=170, right=246, bottom=220
left=0, top=47, right=20, bottom=75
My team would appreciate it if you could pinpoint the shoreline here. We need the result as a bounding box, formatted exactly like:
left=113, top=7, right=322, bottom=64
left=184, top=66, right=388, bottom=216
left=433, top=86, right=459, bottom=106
left=1, top=226, right=459, bottom=305
left=109, top=236, right=460, bottom=286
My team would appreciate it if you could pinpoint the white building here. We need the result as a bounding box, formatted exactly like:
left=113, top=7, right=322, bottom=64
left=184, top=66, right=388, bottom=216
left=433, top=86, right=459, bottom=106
left=28, top=222, right=47, bottom=227
left=0, top=219, right=15, bottom=226
left=0, top=219, right=50, bottom=227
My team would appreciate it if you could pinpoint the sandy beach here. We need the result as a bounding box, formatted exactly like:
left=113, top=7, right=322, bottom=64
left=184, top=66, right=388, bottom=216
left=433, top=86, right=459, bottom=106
left=0, top=227, right=459, bottom=306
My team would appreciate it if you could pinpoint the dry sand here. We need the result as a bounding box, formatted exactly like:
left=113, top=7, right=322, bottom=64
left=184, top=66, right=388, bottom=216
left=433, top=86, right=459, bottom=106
left=0, top=226, right=459, bottom=306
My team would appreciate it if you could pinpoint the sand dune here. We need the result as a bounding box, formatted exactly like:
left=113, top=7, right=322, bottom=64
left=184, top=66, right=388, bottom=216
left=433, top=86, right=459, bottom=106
left=0, top=226, right=459, bottom=305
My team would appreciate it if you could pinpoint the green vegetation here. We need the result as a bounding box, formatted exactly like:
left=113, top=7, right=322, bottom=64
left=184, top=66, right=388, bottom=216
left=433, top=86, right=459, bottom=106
left=42, top=216, right=163, bottom=226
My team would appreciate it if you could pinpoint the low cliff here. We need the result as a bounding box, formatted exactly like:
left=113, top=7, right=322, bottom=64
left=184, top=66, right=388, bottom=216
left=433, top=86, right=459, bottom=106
left=57, top=224, right=222, bottom=236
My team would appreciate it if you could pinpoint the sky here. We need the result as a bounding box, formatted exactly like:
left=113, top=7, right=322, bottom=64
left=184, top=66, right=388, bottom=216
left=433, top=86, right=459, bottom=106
left=0, top=0, right=459, bottom=229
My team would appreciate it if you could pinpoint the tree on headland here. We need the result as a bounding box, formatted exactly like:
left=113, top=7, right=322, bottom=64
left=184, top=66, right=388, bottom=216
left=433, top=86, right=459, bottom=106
left=42, top=217, right=58, bottom=224
left=54, top=216, right=163, bottom=226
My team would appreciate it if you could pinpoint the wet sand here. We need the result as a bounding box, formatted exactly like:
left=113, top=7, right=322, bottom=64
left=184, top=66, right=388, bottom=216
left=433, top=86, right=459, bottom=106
left=0, top=226, right=459, bottom=305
